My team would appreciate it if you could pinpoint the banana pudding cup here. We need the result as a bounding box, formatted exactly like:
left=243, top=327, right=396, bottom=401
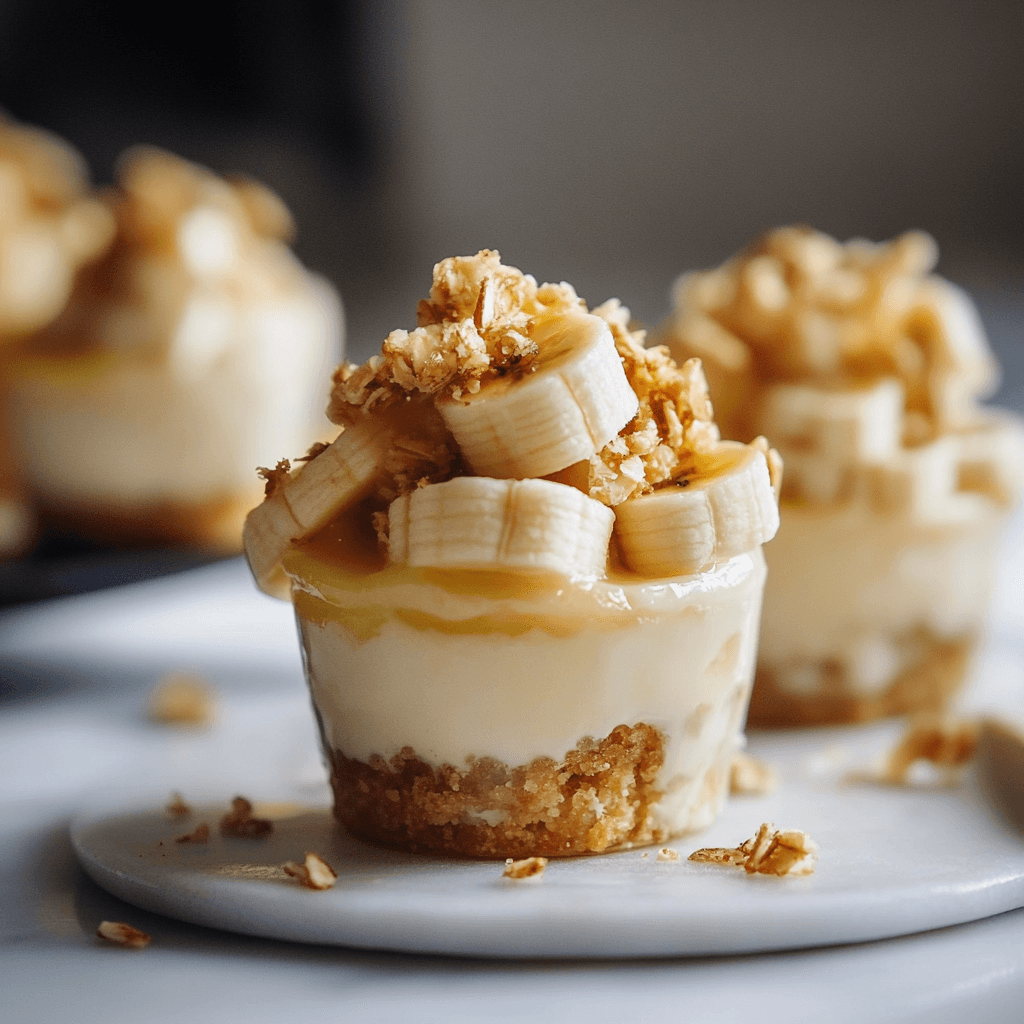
left=660, top=227, right=1024, bottom=726
left=245, top=251, right=780, bottom=857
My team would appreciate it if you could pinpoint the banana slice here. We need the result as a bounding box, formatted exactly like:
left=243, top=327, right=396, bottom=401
left=613, top=442, right=779, bottom=577
left=243, top=417, right=389, bottom=597
left=436, top=310, right=638, bottom=479
left=387, top=476, right=614, bottom=578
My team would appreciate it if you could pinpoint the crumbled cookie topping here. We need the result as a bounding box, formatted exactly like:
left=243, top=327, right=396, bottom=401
left=174, top=822, right=210, bottom=844
left=689, top=822, right=818, bottom=876
left=219, top=796, right=273, bottom=838
left=587, top=299, right=721, bottom=505
left=729, top=752, right=780, bottom=796
left=502, top=856, right=548, bottom=879
left=96, top=921, right=152, bottom=949
left=327, top=250, right=585, bottom=420
left=283, top=852, right=338, bottom=890
left=656, top=847, right=680, bottom=862
left=147, top=672, right=214, bottom=727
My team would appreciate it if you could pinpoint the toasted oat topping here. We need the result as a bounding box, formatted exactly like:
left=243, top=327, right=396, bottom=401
left=165, top=791, right=192, bottom=817
left=283, top=852, right=338, bottom=890
left=656, top=847, right=680, bottom=862
left=689, top=822, right=818, bottom=876
left=327, top=250, right=585, bottom=420
left=587, top=299, right=721, bottom=505
left=729, top=752, right=780, bottom=796
left=502, top=856, right=548, bottom=880
left=147, top=672, right=214, bottom=727
left=96, top=921, right=152, bottom=949
left=219, top=796, right=273, bottom=838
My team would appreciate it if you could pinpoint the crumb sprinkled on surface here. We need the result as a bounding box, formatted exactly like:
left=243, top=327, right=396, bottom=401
left=165, top=791, right=191, bottom=817
left=729, top=752, right=780, bottom=796
left=96, top=921, right=151, bottom=948
left=689, top=822, right=817, bottom=876
left=657, top=847, right=680, bottom=862
left=502, top=856, right=548, bottom=880
left=283, top=852, right=338, bottom=890
left=219, top=796, right=273, bottom=839
left=147, top=672, right=214, bottom=727
left=174, top=822, right=210, bottom=844
left=849, top=714, right=979, bottom=787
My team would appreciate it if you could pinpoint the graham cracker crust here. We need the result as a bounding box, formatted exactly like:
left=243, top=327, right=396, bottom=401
left=747, top=630, right=973, bottom=728
left=327, top=723, right=669, bottom=858
left=35, top=491, right=255, bottom=550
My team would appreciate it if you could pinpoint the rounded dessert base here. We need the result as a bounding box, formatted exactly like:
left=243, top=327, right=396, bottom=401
left=748, top=631, right=972, bottom=728
left=326, top=723, right=732, bottom=859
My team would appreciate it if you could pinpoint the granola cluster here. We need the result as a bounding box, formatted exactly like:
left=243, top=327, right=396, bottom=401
left=663, top=226, right=998, bottom=446
left=689, top=821, right=818, bottom=876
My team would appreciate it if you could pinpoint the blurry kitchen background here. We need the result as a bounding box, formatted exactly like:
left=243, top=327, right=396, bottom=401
left=0, top=0, right=1021, bottom=594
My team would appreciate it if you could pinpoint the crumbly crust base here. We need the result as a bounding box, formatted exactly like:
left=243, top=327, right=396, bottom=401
left=327, top=723, right=671, bottom=858
left=34, top=491, right=255, bottom=550
left=747, top=632, right=972, bottom=727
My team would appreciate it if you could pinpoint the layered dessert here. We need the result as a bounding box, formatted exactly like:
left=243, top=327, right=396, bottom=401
left=0, top=115, right=114, bottom=555
left=4, top=147, right=342, bottom=549
left=659, top=226, right=1024, bottom=725
left=244, top=251, right=780, bottom=857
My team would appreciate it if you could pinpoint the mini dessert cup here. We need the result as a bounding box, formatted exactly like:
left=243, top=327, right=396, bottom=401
left=288, top=540, right=767, bottom=857
left=660, top=227, right=1024, bottom=726
left=5, top=147, right=341, bottom=549
left=246, top=251, right=781, bottom=857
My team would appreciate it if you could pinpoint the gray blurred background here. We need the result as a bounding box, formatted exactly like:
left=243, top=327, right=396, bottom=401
left=2, top=0, right=1020, bottom=355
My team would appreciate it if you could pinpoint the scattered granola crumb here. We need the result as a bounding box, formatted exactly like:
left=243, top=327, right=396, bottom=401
left=502, top=856, right=548, bottom=880
left=165, top=791, right=191, bottom=817
left=689, top=822, right=818, bottom=876
left=96, top=921, right=151, bottom=949
left=730, top=752, right=780, bottom=796
left=282, top=852, right=338, bottom=890
left=849, top=715, right=979, bottom=787
left=174, top=822, right=210, bottom=845
left=640, top=852, right=649, bottom=859
left=219, top=796, right=273, bottom=838
left=147, top=672, right=214, bottom=727
left=657, top=847, right=680, bottom=862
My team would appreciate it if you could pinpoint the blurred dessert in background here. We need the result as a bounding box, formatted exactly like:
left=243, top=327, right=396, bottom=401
left=0, top=114, right=114, bottom=555
left=244, top=250, right=780, bottom=857
left=659, top=226, right=1024, bottom=726
left=4, top=146, right=343, bottom=550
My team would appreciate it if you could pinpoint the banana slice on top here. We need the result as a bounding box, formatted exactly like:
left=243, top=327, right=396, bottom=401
left=614, top=442, right=779, bottom=577
left=387, top=476, right=614, bottom=578
left=437, top=310, right=638, bottom=479
left=243, top=417, right=389, bottom=597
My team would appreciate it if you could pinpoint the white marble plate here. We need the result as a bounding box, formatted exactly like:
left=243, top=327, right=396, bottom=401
left=71, top=720, right=1024, bottom=959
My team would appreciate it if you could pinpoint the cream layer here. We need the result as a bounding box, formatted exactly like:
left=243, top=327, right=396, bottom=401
left=9, top=283, right=339, bottom=505
left=759, top=502, right=1003, bottom=693
left=291, top=550, right=766, bottom=836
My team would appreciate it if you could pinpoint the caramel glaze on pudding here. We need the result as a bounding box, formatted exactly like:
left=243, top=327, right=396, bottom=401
left=286, top=502, right=766, bottom=858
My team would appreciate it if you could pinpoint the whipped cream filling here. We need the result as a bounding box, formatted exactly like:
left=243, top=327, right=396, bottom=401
left=759, top=502, right=1003, bottom=691
left=10, top=281, right=340, bottom=505
left=293, top=550, right=766, bottom=835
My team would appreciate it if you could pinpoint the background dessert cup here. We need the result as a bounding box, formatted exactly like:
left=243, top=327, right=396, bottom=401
left=659, top=226, right=1024, bottom=726
left=245, top=251, right=781, bottom=857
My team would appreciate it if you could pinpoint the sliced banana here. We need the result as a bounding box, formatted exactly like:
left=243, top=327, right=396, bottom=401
left=243, top=417, right=389, bottom=597
left=436, top=309, right=638, bottom=479
left=613, top=442, right=779, bottom=577
left=387, top=476, right=614, bottom=578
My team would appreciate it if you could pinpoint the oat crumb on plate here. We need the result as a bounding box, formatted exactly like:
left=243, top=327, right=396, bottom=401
left=847, top=714, right=979, bottom=787
left=147, top=672, right=215, bottom=727
left=689, top=822, right=818, bottom=876
left=729, top=752, right=780, bottom=796
left=96, top=921, right=151, bottom=949
left=502, top=857, right=548, bottom=880
left=657, top=847, right=680, bottom=862
left=283, top=852, right=338, bottom=890
left=165, top=791, right=191, bottom=817
left=219, top=796, right=274, bottom=838
left=174, top=822, right=210, bottom=845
